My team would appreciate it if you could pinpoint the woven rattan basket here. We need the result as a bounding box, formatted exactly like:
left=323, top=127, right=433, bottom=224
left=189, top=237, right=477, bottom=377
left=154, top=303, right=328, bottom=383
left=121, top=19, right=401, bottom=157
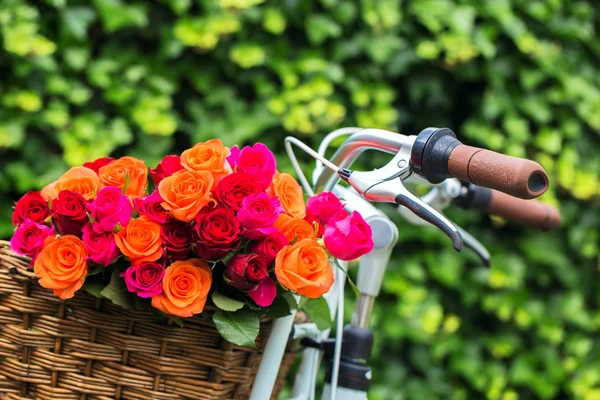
left=0, top=240, right=296, bottom=400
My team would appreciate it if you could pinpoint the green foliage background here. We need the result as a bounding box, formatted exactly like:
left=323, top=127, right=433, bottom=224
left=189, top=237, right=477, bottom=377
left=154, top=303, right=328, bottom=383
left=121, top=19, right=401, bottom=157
left=1, top=0, right=599, bottom=398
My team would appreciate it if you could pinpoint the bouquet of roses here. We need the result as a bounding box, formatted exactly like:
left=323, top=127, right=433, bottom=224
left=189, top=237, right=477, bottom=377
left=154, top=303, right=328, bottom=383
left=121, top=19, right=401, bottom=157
left=9, top=140, right=373, bottom=345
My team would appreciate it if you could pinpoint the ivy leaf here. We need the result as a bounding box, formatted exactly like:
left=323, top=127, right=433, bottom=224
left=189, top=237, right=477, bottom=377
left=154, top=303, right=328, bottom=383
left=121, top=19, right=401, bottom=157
left=301, top=297, right=332, bottom=331
left=213, top=309, right=260, bottom=348
left=212, top=292, right=245, bottom=312
left=100, top=268, right=135, bottom=309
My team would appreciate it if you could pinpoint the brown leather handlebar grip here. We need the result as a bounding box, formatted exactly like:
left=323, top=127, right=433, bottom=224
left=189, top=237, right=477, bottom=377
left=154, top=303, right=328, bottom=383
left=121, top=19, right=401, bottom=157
left=448, top=145, right=549, bottom=199
left=486, top=190, right=561, bottom=231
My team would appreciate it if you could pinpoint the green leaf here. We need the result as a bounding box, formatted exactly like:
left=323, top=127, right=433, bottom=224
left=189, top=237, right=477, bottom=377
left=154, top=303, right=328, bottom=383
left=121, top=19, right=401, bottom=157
left=212, top=292, right=245, bottom=312
left=213, top=309, right=260, bottom=348
left=267, top=295, right=292, bottom=319
left=62, top=7, right=97, bottom=40
left=86, top=263, right=105, bottom=277
left=82, top=280, right=105, bottom=297
left=122, top=172, right=130, bottom=194
left=100, top=268, right=135, bottom=309
left=301, top=297, right=332, bottom=331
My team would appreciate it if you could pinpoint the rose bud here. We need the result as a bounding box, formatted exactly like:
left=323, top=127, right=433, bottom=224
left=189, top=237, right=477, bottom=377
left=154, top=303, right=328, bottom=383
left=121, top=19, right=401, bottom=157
left=12, top=191, right=50, bottom=226
left=89, top=186, right=133, bottom=233
left=134, top=190, right=173, bottom=224
left=83, top=157, right=115, bottom=174
left=10, top=220, right=55, bottom=262
left=82, top=224, right=120, bottom=266
left=324, top=211, right=374, bottom=261
left=150, top=154, right=184, bottom=186
left=237, top=193, right=283, bottom=240
left=161, top=221, right=192, bottom=261
left=51, top=190, right=89, bottom=236
left=248, top=232, right=288, bottom=265
left=227, top=143, right=276, bottom=188
left=304, top=211, right=324, bottom=238
left=247, top=277, right=277, bottom=307
left=193, top=206, right=241, bottom=260
left=213, top=172, right=264, bottom=211
left=224, top=253, right=268, bottom=290
left=306, top=192, right=346, bottom=226
left=121, top=261, right=165, bottom=298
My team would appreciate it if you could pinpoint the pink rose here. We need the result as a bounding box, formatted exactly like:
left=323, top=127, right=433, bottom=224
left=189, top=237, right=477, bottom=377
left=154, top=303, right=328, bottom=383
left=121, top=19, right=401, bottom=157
left=306, top=192, right=346, bottom=226
left=237, top=193, right=283, bottom=239
left=90, top=186, right=133, bottom=233
left=227, top=143, right=276, bottom=188
left=134, top=190, right=173, bottom=224
left=121, top=262, right=165, bottom=298
left=82, top=224, right=120, bottom=266
left=247, top=277, right=277, bottom=307
left=248, top=232, right=288, bottom=265
left=150, top=154, right=184, bottom=186
left=224, top=254, right=268, bottom=290
left=10, top=220, right=55, bottom=261
left=324, top=211, right=374, bottom=261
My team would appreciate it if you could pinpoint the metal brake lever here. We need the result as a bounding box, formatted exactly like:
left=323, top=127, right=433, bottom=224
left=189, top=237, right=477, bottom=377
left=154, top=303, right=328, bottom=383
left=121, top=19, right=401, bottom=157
left=338, top=148, right=463, bottom=252
left=397, top=178, right=491, bottom=265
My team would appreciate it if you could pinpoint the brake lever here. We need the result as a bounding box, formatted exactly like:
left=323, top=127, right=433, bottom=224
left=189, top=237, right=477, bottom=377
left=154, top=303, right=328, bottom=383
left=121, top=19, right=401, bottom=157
left=338, top=149, right=463, bottom=252
left=397, top=178, right=491, bottom=265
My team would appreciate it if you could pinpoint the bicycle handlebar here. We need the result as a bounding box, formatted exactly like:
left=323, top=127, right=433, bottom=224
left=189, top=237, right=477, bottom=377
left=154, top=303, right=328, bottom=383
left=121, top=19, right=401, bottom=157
left=457, top=184, right=561, bottom=231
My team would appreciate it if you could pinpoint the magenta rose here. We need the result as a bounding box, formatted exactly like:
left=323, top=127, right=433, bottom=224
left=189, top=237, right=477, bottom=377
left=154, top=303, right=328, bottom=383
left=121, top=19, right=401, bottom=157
left=121, top=262, right=165, bottom=298
left=51, top=190, right=89, bottom=236
left=83, top=157, right=115, bottom=174
left=237, top=193, right=283, bottom=239
left=161, top=221, right=192, bottom=261
left=12, top=191, right=50, bottom=226
left=10, top=220, right=55, bottom=261
left=324, top=211, right=374, bottom=261
left=213, top=172, right=264, bottom=211
left=306, top=192, right=346, bottom=226
left=248, top=232, right=288, bottom=265
left=247, top=277, right=277, bottom=307
left=304, top=211, right=325, bottom=238
left=82, top=224, right=120, bottom=266
left=193, top=206, right=241, bottom=260
left=134, top=190, right=173, bottom=224
left=150, top=154, right=184, bottom=186
left=89, top=186, right=133, bottom=233
left=227, top=143, right=276, bottom=188
left=224, top=253, right=268, bottom=290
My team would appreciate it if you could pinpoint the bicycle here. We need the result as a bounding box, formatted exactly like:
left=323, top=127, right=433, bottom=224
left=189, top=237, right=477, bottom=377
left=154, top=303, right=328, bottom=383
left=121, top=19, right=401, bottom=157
left=248, top=127, right=560, bottom=400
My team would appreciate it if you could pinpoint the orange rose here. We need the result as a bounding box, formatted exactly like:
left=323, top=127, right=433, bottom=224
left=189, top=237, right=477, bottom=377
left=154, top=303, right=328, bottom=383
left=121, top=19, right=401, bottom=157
left=275, top=238, right=334, bottom=298
left=114, top=215, right=163, bottom=264
left=98, top=156, right=148, bottom=198
left=151, top=259, right=212, bottom=318
left=274, top=214, right=315, bottom=242
left=41, top=166, right=101, bottom=201
left=267, top=172, right=306, bottom=219
left=158, top=169, right=215, bottom=222
left=180, top=139, right=231, bottom=184
left=34, top=235, right=88, bottom=300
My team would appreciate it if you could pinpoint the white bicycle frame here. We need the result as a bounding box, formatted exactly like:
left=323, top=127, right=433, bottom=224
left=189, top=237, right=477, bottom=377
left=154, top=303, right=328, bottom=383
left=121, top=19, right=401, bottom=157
left=249, top=128, right=405, bottom=400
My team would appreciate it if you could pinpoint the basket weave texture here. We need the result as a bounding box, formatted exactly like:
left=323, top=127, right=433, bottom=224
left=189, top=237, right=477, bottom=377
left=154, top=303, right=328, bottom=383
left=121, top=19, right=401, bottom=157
left=0, top=241, right=295, bottom=400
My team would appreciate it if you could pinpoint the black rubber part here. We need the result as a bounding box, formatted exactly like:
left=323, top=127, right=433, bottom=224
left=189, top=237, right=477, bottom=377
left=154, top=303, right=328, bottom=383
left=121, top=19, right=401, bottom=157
left=324, top=326, right=374, bottom=392
left=411, top=127, right=461, bottom=184
left=455, top=183, right=493, bottom=210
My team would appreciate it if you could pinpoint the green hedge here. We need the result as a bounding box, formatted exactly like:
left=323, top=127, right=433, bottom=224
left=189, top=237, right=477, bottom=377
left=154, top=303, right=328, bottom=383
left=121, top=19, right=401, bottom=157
left=1, top=0, right=599, bottom=398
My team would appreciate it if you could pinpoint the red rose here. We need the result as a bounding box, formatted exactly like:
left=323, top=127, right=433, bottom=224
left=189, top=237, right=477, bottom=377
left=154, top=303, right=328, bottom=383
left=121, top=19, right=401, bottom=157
left=161, top=221, right=192, bottom=261
left=214, top=172, right=264, bottom=211
left=83, top=157, right=115, bottom=174
left=193, top=206, right=241, bottom=260
left=12, top=192, right=50, bottom=226
left=52, top=191, right=89, bottom=236
left=224, top=254, right=268, bottom=290
left=248, top=232, right=288, bottom=265
left=150, top=155, right=184, bottom=186
left=134, top=190, right=173, bottom=224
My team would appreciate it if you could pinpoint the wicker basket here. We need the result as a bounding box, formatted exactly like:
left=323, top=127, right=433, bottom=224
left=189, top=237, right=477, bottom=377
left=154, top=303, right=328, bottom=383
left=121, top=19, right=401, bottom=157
left=0, top=240, right=296, bottom=400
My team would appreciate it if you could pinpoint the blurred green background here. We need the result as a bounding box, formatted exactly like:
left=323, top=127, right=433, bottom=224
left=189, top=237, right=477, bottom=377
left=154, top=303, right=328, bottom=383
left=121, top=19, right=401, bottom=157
left=1, top=0, right=599, bottom=398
